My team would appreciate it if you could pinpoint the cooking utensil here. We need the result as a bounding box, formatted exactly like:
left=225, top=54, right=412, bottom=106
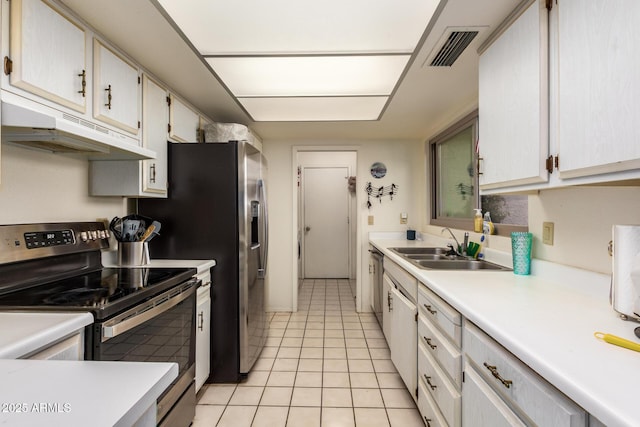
left=594, top=331, right=640, bottom=352
left=139, top=224, right=155, bottom=242
left=109, top=216, right=123, bottom=241
left=123, top=219, right=141, bottom=242
left=144, top=221, right=161, bottom=242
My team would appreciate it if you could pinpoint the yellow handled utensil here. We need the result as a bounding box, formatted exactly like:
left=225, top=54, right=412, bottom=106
left=594, top=332, right=640, bottom=353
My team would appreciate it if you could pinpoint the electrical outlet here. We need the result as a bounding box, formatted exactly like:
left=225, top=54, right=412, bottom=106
left=543, top=222, right=554, bottom=245
left=400, top=212, right=408, bottom=224
left=368, top=215, right=374, bottom=225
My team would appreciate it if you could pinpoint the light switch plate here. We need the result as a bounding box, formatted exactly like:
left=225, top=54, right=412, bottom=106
left=400, top=212, right=408, bottom=224
left=543, top=222, right=554, bottom=245
left=368, top=215, right=374, bottom=225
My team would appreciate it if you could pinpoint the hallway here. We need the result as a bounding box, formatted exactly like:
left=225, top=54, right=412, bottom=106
left=193, top=279, right=423, bottom=426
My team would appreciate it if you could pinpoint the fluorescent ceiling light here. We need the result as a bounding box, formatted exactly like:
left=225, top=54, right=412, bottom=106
left=238, top=97, right=388, bottom=122
left=156, top=0, right=441, bottom=121
left=157, top=0, right=439, bottom=54
left=206, top=56, right=410, bottom=97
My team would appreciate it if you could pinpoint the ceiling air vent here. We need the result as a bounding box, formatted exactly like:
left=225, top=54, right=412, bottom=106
left=423, top=27, right=486, bottom=68
left=429, top=31, right=478, bottom=66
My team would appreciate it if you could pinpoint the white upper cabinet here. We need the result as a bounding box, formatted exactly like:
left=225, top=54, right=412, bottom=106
left=89, top=74, right=167, bottom=197
left=141, top=74, right=169, bottom=194
left=478, top=0, right=549, bottom=190
left=169, top=94, right=201, bottom=142
left=556, top=0, right=640, bottom=179
left=9, top=0, right=87, bottom=112
left=93, top=38, right=140, bottom=135
left=479, top=0, right=640, bottom=193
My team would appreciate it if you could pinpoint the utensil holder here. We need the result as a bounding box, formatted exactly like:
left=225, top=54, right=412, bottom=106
left=511, top=232, right=532, bottom=275
left=118, top=242, right=150, bottom=266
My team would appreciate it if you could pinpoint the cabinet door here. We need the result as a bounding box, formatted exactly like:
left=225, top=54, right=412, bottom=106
left=557, top=0, right=640, bottom=178
left=9, top=0, right=86, bottom=112
left=382, top=274, right=393, bottom=343
left=462, top=361, right=527, bottom=427
left=93, top=39, right=140, bottom=135
left=142, top=74, right=168, bottom=194
left=196, top=286, right=211, bottom=392
left=478, top=0, right=549, bottom=190
left=169, top=95, right=201, bottom=142
left=390, top=286, right=417, bottom=396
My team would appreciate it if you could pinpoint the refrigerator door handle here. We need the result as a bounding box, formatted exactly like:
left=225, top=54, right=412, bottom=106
left=259, top=178, right=269, bottom=278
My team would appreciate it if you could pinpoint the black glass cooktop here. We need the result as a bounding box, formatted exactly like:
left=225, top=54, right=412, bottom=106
left=0, top=267, right=196, bottom=320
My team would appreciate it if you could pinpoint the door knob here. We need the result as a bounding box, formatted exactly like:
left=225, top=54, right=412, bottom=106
left=305, top=226, right=311, bottom=232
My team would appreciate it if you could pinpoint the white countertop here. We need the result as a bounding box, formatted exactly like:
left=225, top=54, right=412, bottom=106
left=0, top=312, right=93, bottom=359
left=370, top=236, right=640, bottom=427
left=0, top=359, right=177, bottom=427
left=101, top=251, right=216, bottom=275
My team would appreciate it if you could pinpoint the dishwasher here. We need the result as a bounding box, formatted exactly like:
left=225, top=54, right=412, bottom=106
left=369, top=248, right=384, bottom=326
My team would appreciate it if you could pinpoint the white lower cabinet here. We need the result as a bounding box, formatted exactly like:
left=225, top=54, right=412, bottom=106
left=389, top=284, right=417, bottom=396
left=26, top=332, right=84, bottom=360
left=418, top=282, right=462, bottom=427
left=462, top=360, right=526, bottom=427
left=462, top=320, right=586, bottom=426
left=195, top=272, right=211, bottom=392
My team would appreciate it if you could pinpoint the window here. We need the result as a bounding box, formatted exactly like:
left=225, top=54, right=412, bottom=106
left=430, top=110, right=527, bottom=234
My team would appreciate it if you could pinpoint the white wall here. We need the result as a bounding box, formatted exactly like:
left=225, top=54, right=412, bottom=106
left=263, top=138, right=422, bottom=313
left=0, top=144, right=126, bottom=224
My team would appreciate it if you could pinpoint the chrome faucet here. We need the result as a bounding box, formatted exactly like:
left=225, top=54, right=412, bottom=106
left=441, top=227, right=462, bottom=256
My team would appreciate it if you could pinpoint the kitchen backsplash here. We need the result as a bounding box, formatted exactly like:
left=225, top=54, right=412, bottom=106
left=0, top=144, right=126, bottom=225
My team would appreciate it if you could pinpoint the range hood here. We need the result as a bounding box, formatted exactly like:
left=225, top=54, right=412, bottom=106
left=1, top=93, right=155, bottom=160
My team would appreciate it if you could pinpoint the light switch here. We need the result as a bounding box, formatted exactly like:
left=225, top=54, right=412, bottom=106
left=543, top=222, right=554, bottom=245
left=400, top=212, right=408, bottom=224
left=368, top=215, right=374, bottom=225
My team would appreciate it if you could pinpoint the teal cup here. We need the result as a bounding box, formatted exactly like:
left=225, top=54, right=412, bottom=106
left=511, top=232, right=533, bottom=275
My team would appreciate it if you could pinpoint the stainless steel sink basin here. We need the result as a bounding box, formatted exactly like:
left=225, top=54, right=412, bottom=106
left=388, top=247, right=511, bottom=271
left=414, top=259, right=511, bottom=271
left=389, top=247, right=449, bottom=255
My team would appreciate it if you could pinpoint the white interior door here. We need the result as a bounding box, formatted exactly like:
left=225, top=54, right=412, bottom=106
left=303, top=166, right=349, bottom=278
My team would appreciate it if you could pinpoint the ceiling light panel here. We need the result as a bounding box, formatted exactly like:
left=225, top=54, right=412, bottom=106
left=206, top=56, right=410, bottom=97
left=238, top=97, right=388, bottom=122
left=157, top=0, right=440, bottom=54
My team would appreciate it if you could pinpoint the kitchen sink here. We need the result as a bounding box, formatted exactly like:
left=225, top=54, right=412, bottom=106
left=389, top=247, right=511, bottom=271
left=389, top=247, right=449, bottom=255
left=414, top=259, right=510, bottom=271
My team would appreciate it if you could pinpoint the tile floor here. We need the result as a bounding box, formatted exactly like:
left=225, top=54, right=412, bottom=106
left=193, top=279, right=424, bottom=427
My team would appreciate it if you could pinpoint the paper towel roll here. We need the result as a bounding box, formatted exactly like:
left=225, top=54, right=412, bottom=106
left=611, top=225, right=640, bottom=320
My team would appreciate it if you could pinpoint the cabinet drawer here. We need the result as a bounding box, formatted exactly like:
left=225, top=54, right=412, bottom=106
left=419, top=315, right=462, bottom=387
left=384, top=257, right=418, bottom=301
left=418, top=378, right=449, bottom=427
left=418, top=283, right=461, bottom=347
left=463, top=321, right=586, bottom=427
left=419, top=342, right=461, bottom=427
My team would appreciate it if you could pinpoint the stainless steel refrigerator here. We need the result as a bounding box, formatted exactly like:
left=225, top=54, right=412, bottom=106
left=138, top=140, right=268, bottom=383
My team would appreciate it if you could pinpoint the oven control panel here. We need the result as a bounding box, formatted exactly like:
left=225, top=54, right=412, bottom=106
left=0, top=222, right=110, bottom=264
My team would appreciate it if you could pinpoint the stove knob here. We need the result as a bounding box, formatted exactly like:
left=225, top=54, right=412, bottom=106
left=90, top=231, right=98, bottom=240
left=104, top=230, right=111, bottom=239
left=98, top=230, right=106, bottom=239
left=80, top=232, right=88, bottom=242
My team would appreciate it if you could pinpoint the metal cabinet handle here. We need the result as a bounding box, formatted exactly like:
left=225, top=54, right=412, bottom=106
left=78, top=70, right=86, bottom=97
left=477, top=156, right=484, bottom=176
left=483, top=362, right=512, bottom=389
left=105, top=84, right=112, bottom=109
left=387, top=291, right=392, bottom=311
left=424, top=416, right=432, bottom=427
left=423, top=374, right=437, bottom=390
left=198, top=311, right=204, bottom=331
left=150, top=163, right=156, bottom=183
left=423, top=336, right=437, bottom=350
left=423, top=303, right=437, bottom=315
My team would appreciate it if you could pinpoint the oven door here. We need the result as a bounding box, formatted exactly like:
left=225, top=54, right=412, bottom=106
left=92, top=278, right=198, bottom=426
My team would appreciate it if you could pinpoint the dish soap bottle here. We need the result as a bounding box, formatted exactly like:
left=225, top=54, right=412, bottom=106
left=473, top=209, right=483, bottom=233
left=483, top=212, right=495, bottom=235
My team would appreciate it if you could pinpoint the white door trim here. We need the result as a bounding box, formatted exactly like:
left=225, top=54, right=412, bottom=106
left=291, top=145, right=360, bottom=313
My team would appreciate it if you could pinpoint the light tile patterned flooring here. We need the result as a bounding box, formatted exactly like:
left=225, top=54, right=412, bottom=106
left=193, top=279, right=424, bottom=427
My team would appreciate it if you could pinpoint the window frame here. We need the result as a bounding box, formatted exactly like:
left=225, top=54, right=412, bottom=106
left=429, top=110, right=528, bottom=235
